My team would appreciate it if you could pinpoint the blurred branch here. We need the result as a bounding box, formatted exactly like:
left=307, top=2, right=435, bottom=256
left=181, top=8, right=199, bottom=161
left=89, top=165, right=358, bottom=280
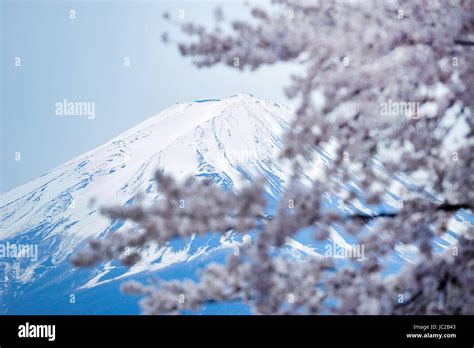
left=351, top=202, right=471, bottom=222
left=454, top=39, right=474, bottom=46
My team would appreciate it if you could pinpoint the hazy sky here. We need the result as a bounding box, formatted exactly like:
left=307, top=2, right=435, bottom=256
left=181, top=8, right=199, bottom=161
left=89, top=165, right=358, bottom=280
left=1, top=0, right=294, bottom=192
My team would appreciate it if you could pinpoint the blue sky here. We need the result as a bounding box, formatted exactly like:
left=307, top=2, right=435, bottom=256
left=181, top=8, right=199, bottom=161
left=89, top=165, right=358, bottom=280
left=1, top=0, right=294, bottom=193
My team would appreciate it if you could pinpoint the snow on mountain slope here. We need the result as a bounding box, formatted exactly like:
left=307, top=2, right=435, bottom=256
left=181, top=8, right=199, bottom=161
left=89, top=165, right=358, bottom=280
left=0, top=94, right=307, bottom=313
left=1, top=93, right=470, bottom=314
left=2, top=95, right=288, bottom=236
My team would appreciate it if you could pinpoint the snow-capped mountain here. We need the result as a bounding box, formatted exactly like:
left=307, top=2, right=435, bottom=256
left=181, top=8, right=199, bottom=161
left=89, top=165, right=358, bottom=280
left=0, top=93, right=469, bottom=315
left=0, top=94, right=308, bottom=314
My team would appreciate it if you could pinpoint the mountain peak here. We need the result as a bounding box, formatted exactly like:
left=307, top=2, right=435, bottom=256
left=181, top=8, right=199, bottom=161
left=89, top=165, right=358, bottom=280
left=1, top=94, right=292, bottom=239
left=0, top=94, right=295, bottom=312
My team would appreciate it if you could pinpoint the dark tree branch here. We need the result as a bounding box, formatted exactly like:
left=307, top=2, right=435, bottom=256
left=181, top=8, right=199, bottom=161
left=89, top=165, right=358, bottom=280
left=454, top=39, right=474, bottom=46
left=350, top=202, right=471, bottom=222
